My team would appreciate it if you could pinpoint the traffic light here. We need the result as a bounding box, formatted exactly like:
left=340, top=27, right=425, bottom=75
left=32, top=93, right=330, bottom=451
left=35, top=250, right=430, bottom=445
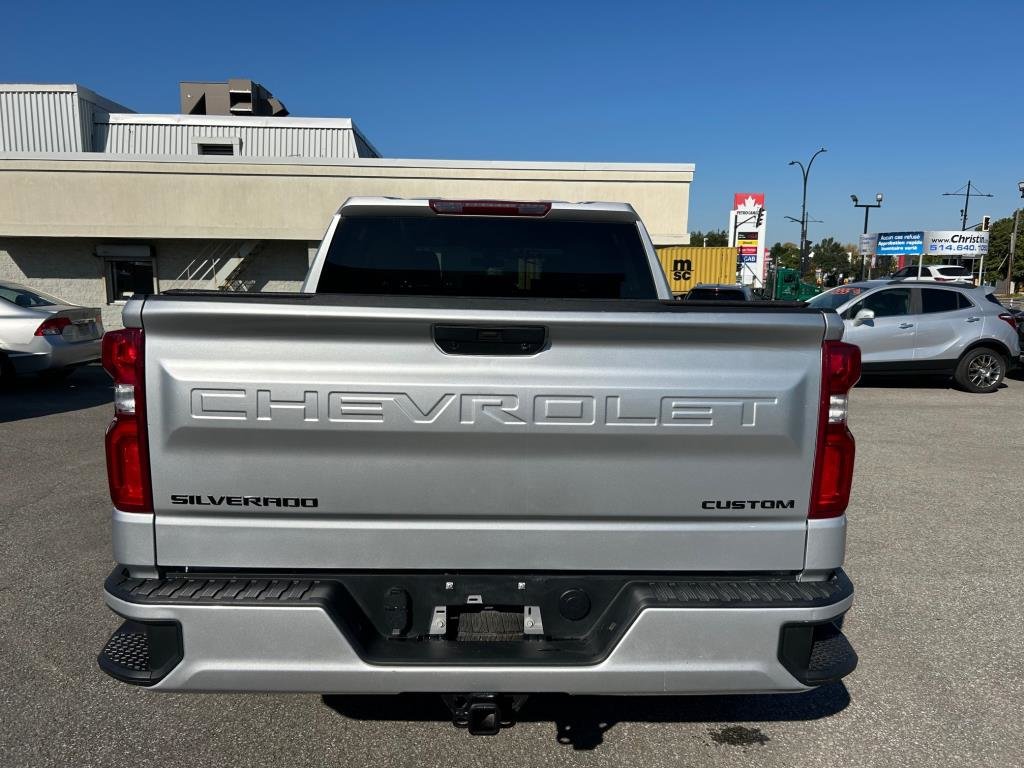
left=756, top=208, right=765, bottom=227
left=982, top=215, right=991, bottom=231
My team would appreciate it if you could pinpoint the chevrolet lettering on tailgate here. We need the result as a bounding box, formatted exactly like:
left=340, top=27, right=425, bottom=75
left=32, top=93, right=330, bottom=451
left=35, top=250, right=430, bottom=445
left=189, top=388, right=781, bottom=430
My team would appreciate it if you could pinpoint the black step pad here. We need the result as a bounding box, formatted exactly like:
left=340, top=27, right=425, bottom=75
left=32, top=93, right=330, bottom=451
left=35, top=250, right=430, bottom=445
left=101, top=628, right=150, bottom=673
left=97, top=620, right=183, bottom=686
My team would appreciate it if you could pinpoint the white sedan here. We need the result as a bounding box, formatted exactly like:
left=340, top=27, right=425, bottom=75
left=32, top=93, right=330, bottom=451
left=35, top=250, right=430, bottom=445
left=0, top=281, right=104, bottom=379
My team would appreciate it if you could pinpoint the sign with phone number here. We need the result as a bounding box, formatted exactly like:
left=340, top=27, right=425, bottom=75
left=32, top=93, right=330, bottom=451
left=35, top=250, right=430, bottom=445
left=925, top=230, right=988, bottom=256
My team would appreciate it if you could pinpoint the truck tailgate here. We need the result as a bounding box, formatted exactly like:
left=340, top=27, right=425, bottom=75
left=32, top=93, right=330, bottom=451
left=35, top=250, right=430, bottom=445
left=142, top=295, right=832, bottom=571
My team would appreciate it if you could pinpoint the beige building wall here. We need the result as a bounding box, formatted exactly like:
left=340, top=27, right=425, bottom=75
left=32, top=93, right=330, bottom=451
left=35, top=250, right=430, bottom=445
left=0, top=237, right=309, bottom=328
left=0, top=156, right=693, bottom=245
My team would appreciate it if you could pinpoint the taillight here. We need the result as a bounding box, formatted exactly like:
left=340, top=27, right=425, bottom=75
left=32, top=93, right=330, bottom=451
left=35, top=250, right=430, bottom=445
left=997, top=313, right=1019, bottom=331
left=809, top=340, right=861, bottom=519
left=35, top=316, right=72, bottom=336
left=429, top=200, right=551, bottom=217
left=102, top=329, right=152, bottom=512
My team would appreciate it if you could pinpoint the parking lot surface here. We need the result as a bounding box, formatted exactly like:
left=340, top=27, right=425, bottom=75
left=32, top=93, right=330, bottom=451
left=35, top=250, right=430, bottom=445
left=1, top=365, right=1022, bottom=767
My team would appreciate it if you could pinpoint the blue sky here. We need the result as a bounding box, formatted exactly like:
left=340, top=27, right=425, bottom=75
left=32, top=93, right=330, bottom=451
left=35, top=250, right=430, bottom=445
left=3, top=0, right=1022, bottom=243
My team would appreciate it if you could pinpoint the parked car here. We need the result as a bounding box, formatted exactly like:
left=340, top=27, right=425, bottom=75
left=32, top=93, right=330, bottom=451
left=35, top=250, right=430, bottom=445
left=683, top=283, right=756, bottom=301
left=96, top=197, right=859, bottom=733
left=0, top=280, right=104, bottom=378
left=889, top=264, right=973, bottom=283
left=808, top=280, right=1021, bottom=392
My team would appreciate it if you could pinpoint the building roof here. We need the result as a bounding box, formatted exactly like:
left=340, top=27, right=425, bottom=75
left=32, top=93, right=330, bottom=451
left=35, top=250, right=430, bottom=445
left=0, top=82, right=378, bottom=159
left=0, top=82, right=133, bottom=115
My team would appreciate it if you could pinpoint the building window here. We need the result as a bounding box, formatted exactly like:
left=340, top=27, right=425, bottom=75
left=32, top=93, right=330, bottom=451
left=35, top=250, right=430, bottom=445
left=106, top=260, right=154, bottom=302
left=192, top=136, right=240, bottom=156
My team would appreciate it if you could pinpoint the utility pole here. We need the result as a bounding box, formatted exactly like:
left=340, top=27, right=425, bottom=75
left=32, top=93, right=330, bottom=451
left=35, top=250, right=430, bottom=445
left=1010, top=210, right=1020, bottom=293
left=943, top=180, right=993, bottom=231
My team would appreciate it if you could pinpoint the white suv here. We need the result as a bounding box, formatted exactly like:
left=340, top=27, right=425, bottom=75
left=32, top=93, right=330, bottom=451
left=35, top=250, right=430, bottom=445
left=889, top=264, right=973, bottom=283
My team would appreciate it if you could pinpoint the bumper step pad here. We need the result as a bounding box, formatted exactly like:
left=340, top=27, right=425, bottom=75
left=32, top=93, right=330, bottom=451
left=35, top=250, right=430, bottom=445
left=98, top=620, right=183, bottom=686
left=778, top=619, right=858, bottom=685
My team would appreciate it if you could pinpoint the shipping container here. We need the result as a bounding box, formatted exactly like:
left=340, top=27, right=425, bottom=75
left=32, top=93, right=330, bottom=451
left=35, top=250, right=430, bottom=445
left=655, top=246, right=736, bottom=295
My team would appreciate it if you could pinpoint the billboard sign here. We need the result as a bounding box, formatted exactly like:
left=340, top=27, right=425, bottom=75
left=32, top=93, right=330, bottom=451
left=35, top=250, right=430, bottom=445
left=866, top=230, right=989, bottom=260
left=728, top=194, right=766, bottom=284
left=875, top=231, right=924, bottom=256
left=924, top=230, right=988, bottom=258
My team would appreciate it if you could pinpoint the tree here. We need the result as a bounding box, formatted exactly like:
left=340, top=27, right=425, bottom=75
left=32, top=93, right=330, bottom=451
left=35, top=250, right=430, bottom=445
left=688, top=229, right=729, bottom=247
left=978, top=214, right=1024, bottom=284
left=769, top=241, right=801, bottom=270
left=811, top=237, right=851, bottom=284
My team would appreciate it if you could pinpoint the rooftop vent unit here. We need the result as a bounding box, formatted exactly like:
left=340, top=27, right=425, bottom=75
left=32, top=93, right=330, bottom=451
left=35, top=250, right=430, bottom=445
left=180, top=79, right=288, bottom=117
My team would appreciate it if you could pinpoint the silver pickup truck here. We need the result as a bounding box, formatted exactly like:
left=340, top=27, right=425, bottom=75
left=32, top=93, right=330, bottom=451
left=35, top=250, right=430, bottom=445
left=98, top=198, right=860, bottom=734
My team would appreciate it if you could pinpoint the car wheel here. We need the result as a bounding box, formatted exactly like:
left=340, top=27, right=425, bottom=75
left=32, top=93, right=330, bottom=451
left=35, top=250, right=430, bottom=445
left=954, top=347, right=1006, bottom=393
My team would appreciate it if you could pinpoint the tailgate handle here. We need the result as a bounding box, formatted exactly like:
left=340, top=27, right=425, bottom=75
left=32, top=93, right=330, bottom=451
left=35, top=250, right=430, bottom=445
left=433, top=325, right=547, bottom=355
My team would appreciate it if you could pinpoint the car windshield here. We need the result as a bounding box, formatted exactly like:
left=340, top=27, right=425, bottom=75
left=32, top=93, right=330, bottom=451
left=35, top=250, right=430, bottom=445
left=807, top=285, right=866, bottom=310
left=0, top=284, right=66, bottom=308
left=936, top=266, right=970, bottom=276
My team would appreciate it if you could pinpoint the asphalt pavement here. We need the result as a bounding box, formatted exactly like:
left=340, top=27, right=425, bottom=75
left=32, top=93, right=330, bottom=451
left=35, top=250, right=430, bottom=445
left=1, top=364, right=1022, bottom=767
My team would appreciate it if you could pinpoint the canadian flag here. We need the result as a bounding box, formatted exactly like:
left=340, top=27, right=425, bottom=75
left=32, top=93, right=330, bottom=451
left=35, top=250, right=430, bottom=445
left=733, top=193, right=765, bottom=211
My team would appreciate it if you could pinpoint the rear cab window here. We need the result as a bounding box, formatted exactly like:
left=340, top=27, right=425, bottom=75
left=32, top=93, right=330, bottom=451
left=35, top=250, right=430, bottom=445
left=316, top=216, right=658, bottom=299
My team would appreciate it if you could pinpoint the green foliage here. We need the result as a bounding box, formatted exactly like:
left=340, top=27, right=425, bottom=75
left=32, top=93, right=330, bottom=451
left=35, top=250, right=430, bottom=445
left=769, top=241, right=801, bottom=270
left=811, top=237, right=852, bottom=277
left=978, top=213, right=1024, bottom=283
left=689, top=229, right=729, bottom=247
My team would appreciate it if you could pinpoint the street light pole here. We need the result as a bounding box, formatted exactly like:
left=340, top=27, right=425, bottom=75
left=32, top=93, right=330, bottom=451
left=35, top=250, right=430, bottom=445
left=789, top=148, right=827, bottom=277
left=851, top=192, right=883, bottom=280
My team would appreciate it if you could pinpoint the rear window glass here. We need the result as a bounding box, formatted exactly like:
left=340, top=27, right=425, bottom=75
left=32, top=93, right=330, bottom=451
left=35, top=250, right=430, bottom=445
left=936, top=266, right=970, bottom=276
left=316, top=216, right=657, bottom=299
left=985, top=293, right=1004, bottom=307
left=0, top=284, right=64, bottom=308
left=921, top=289, right=961, bottom=313
left=686, top=288, right=746, bottom=300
